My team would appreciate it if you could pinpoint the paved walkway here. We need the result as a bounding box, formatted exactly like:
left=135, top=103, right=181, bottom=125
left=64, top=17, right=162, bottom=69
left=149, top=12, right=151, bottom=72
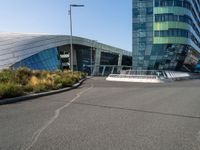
left=1, top=77, right=200, bottom=150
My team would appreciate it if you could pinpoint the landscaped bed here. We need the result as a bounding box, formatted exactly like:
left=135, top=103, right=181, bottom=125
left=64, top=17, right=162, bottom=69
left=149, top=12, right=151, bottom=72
left=0, top=67, right=86, bottom=99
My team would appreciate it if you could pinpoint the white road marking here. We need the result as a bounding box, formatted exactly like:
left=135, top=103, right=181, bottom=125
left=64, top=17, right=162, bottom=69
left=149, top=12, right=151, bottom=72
left=25, top=85, right=93, bottom=150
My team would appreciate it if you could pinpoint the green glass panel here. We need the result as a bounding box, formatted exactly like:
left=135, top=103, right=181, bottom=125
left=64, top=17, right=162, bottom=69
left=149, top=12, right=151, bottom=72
left=154, top=7, right=191, bottom=15
left=153, top=37, right=189, bottom=44
left=154, top=22, right=189, bottom=31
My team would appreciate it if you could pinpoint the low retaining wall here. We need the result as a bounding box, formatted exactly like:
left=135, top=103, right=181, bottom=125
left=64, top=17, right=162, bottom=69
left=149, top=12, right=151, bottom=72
left=106, top=71, right=194, bottom=83
left=106, top=74, right=163, bottom=83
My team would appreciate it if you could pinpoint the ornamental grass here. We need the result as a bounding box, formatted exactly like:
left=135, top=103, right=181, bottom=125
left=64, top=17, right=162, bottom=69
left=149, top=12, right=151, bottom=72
left=0, top=67, right=86, bottom=99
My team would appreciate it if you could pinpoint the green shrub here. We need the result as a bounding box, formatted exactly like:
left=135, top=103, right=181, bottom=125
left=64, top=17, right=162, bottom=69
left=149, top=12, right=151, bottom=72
left=0, top=68, right=85, bottom=98
left=15, top=67, right=32, bottom=85
left=81, top=72, right=87, bottom=78
left=54, top=76, right=62, bottom=85
left=23, top=84, right=34, bottom=93
left=0, top=69, right=15, bottom=83
left=43, top=82, right=54, bottom=90
left=71, top=75, right=79, bottom=83
left=0, top=83, right=23, bottom=98
left=61, top=77, right=75, bottom=87
left=73, top=71, right=86, bottom=79
left=39, top=71, right=49, bottom=79
left=52, top=76, right=63, bottom=89
left=52, top=83, right=62, bottom=90
left=33, top=83, right=47, bottom=93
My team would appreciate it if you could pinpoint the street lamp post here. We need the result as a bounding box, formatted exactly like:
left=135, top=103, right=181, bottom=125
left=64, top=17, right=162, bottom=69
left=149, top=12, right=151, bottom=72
left=69, top=4, right=84, bottom=72
left=91, top=42, right=93, bottom=75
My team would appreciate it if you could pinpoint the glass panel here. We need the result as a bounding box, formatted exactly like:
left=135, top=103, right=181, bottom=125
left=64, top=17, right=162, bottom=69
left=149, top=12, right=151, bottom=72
left=12, top=47, right=61, bottom=71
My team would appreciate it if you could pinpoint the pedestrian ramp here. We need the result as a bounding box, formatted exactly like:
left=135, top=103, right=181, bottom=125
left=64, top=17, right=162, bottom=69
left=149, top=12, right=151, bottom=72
left=106, top=70, right=191, bottom=83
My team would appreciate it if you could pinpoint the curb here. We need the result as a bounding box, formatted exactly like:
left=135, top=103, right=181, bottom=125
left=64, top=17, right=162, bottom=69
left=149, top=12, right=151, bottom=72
left=0, top=78, right=87, bottom=105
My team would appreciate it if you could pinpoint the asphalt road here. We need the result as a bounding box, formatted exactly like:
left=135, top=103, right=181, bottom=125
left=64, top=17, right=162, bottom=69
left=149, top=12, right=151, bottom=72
left=1, top=77, right=200, bottom=150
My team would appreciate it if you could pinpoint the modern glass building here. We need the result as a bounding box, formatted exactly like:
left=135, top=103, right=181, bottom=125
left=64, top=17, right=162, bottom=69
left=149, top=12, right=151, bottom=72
left=0, top=33, right=132, bottom=75
left=132, top=0, right=200, bottom=72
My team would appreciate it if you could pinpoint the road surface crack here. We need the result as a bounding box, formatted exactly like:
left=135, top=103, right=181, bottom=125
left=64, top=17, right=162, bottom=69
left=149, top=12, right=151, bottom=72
left=25, top=85, right=93, bottom=150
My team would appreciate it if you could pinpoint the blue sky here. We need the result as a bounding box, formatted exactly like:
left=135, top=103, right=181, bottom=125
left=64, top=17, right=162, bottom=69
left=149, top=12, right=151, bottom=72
left=0, top=0, right=132, bottom=51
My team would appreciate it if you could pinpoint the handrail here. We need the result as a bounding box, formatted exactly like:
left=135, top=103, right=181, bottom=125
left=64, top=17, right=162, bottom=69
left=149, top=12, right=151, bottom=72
left=108, top=74, right=158, bottom=79
left=107, top=70, right=192, bottom=83
left=108, top=70, right=191, bottom=80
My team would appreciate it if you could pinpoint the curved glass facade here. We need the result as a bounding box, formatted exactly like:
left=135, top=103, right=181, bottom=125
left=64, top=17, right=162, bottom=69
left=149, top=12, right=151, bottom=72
left=12, top=48, right=61, bottom=71
left=151, top=44, right=199, bottom=71
left=155, top=14, right=200, bottom=38
left=132, top=0, right=200, bottom=72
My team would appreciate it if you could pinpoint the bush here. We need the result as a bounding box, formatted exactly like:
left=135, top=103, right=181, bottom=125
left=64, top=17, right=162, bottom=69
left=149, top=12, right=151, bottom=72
left=38, top=71, right=49, bottom=79
left=43, top=80, right=54, bottom=90
left=0, top=69, right=15, bottom=83
left=29, top=76, right=40, bottom=86
left=72, top=75, right=79, bottom=83
left=15, top=67, right=32, bottom=85
left=52, top=76, right=62, bottom=89
left=61, top=77, right=75, bottom=87
left=54, top=75, right=62, bottom=84
left=0, top=83, right=23, bottom=98
left=33, top=83, right=47, bottom=93
left=0, top=67, right=86, bottom=99
left=81, top=72, right=87, bottom=78
left=72, top=71, right=86, bottom=79
left=23, top=84, right=34, bottom=93
left=52, top=83, right=62, bottom=90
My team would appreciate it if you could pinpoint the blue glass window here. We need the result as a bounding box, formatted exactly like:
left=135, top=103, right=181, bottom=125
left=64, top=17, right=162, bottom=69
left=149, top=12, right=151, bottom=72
left=12, top=48, right=61, bottom=71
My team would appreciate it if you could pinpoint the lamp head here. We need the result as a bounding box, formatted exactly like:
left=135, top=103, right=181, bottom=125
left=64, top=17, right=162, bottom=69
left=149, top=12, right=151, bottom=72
left=70, top=4, right=84, bottom=7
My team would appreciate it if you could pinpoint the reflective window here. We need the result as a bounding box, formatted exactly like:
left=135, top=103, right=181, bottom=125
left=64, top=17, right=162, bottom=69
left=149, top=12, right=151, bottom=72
left=133, top=0, right=153, bottom=70
left=100, top=52, right=119, bottom=65
left=76, top=45, right=95, bottom=72
left=12, top=48, right=60, bottom=71
left=154, top=0, right=200, bottom=24
left=149, top=44, right=200, bottom=71
left=154, top=29, right=200, bottom=48
left=155, top=14, right=200, bottom=38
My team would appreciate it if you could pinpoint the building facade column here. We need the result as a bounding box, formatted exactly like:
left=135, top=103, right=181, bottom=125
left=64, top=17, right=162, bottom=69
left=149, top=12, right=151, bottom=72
left=93, top=49, right=101, bottom=75
left=117, top=53, right=123, bottom=73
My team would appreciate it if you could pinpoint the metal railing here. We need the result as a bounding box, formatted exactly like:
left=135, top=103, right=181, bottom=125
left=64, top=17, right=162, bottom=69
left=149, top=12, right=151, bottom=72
left=108, top=74, right=158, bottom=79
left=107, top=70, right=191, bottom=82
left=84, top=65, right=132, bottom=76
